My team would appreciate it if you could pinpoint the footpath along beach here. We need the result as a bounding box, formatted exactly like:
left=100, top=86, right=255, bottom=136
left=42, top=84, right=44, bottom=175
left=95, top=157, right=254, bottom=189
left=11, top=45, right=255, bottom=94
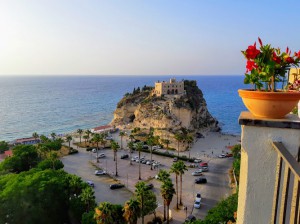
left=64, top=129, right=241, bottom=223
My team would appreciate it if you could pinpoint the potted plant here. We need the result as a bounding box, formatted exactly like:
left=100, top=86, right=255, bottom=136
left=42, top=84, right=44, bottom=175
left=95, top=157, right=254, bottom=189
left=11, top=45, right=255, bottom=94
left=238, top=37, right=300, bottom=118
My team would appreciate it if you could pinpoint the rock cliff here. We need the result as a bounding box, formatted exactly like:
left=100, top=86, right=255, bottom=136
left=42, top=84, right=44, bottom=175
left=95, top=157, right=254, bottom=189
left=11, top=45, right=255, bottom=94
left=110, top=80, right=220, bottom=150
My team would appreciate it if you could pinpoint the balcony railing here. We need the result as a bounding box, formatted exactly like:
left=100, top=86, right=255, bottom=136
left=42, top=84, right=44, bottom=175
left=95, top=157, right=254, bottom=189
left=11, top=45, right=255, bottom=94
left=271, top=141, right=300, bottom=224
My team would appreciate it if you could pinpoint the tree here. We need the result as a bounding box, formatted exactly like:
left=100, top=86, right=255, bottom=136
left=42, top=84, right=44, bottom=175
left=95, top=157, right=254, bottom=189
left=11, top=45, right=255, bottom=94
left=135, top=142, right=144, bottom=180
left=176, top=160, right=188, bottom=205
left=95, top=202, right=110, bottom=223
left=135, top=181, right=157, bottom=224
left=111, top=140, right=120, bottom=176
left=92, top=134, right=102, bottom=163
left=40, top=134, right=49, bottom=143
left=0, top=141, right=9, bottom=153
left=129, top=134, right=135, bottom=143
left=83, top=135, right=89, bottom=145
left=119, top=131, right=126, bottom=150
left=170, top=161, right=181, bottom=209
left=66, top=135, right=72, bottom=149
left=156, top=169, right=171, bottom=221
left=127, top=141, right=134, bottom=165
left=82, top=211, right=97, bottom=224
left=174, top=132, right=184, bottom=157
left=161, top=139, right=170, bottom=150
left=160, top=179, right=175, bottom=224
left=123, top=198, right=141, bottom=224
left=85, top=130, right=92, bottom=142
left=147, top=136, right=154, bottom=170
left=50, top=132, right=56, bottom=140
left=186, top=134, right=194, bottom=159
left=81, top=186, right=96, bottom=212
left=32, top=132, right=39, bottom=142
left=0, top=145, right=39, bottom=173
left=77, top=129, right=83, bottom=143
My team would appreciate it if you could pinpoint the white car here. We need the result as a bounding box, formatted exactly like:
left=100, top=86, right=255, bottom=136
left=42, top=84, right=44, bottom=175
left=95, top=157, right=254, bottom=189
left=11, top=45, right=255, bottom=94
left=92, top=148, right=97, bottom=153
left=95, top=170, right=107, bottom=175
left=195, top=192, right=202, bottom=201
left=192, top=169, right=203, bottom=176
left=97, top=153, right=105, bottom=158
left=194, top=159, right=202, bottom=163
left=218, top=154, right=226, bottom=158
left=194, top=198, right=201, bottom=208
left=86, top=181, right=94, bottom=187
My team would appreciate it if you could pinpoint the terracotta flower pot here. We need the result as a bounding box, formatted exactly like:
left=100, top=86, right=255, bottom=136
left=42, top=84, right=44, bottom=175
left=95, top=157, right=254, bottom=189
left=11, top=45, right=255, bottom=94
left=238, top=89, right=300, bottom=119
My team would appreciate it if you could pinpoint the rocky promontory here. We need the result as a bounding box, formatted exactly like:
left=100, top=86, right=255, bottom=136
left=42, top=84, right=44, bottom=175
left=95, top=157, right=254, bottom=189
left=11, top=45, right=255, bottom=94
left=110, top=80, right=220, bottom=151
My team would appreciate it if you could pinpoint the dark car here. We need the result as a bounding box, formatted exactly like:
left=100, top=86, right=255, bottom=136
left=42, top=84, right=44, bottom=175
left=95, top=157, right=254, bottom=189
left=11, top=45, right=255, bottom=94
left=184, top=214, right=196, bottom=223
left=195, top=177, right=207, bottom=184
left=146, top=183, right=154, bottom=190
left=121, top=154, right=129, bottom=159
left=110, top=184, right=125, bottom=190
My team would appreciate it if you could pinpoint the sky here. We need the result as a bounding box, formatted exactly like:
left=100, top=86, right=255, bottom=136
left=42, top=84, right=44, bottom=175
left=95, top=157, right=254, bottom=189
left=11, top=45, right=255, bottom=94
left=0, top=0, right=300, bottom=76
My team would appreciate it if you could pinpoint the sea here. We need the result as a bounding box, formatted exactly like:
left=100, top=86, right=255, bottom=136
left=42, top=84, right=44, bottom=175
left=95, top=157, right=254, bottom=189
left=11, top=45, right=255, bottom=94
left=0, top=75, right=248, bottom=142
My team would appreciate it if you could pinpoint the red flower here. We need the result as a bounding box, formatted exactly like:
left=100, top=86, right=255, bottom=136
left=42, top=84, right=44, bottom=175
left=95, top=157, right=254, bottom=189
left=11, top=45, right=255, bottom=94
left=246, top=60, right=258, bottom=73
left=245, top=42, right=260, bottom=59
left=272, top=52, right=281, bottom=64
left=285, top=56, right=294, bottom=63
left=295, top=50, right=300, bottom=59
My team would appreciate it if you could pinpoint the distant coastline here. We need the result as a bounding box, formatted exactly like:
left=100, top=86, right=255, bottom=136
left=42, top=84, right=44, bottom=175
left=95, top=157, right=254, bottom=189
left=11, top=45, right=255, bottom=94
left=0, top=75, right=246, bottom=142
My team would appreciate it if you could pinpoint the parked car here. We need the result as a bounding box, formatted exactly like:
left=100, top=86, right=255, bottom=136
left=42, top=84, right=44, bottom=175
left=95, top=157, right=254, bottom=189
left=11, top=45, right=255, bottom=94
left=146, top=183, right=154, bottom=190
left=201, top=166, right=209, bottom=172
left=143, top=145, right=149, bottom=149
left=86, top=181, right=95, bottom=187
left=195, top=192, right=202, bottom=201
left=110, top=184, right=125, bottom=190
left=226, top=153, right=233, bottom=157
left=92, top=148, right=97, bottom=153
left=194, top=199, right=201, bottom=209
left=218, top=154, right=226, bottom=158
left=199, top=162, right=208, bottom=167
left=189, top=163, right=198, bottom=168
left=97, top=153, right=105, bottom=158
left=105, top=136, right=113, bottom=140
left=95, top=170, right=107, bottom=175
left=194, top=159, right=202, bottom=163
left=152, top=145, right=161, bottom=150
left=184, top=214, right=196, bottom=223
left=146, top=160, right=154, bottom=165
left=120, top=154, right=129, bottom=159
left=195, top=177, right=207, bottom=184
left=173, top=157, right=178, bottom=162
left=192, top=169, right=203, bottom=176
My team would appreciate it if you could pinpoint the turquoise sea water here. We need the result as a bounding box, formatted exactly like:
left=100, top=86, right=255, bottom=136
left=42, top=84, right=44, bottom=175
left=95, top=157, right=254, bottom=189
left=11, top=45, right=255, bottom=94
left=0, top=75, right=248, bottom=141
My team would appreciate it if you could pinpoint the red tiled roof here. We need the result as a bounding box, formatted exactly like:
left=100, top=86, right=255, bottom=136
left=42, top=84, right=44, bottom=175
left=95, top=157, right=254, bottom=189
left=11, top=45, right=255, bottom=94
left=4, top=150, right=12, bottom=156
left=93, top=125, right=113, bottom=131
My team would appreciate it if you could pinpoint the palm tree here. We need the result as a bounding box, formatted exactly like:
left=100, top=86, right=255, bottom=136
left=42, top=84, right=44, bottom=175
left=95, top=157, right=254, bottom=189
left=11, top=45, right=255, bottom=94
left=161, top=179, right=176, bottom=224
left=94, top=202, right=114, bottom=224
left=170, top=161, right=181, bottom=209
left=111, top=140, right=120, bottom=176
left=123, top=198, right=141, bottom=224
left=135, top=181, right=148, bottom=224
left=83, top=134, right=89, bottom=145
left=85, top=129, right=92, bottom=142
left=176, top=160, right=188, bottom=205
left=186, top=134, right=194, bottom=159
left=136, top=142, right=144, bottom=180
left=92, top=133, right=102, bottom=163
left=119, top=131, right=126, bottom=150
left=77, top=129, right=83, bottom=144
left=146, top=136, right=154, bottom=170
left=32, top=132, right=39, bottom=143
left=81, top=186, right=96, bottom=212
left=66, top=135, right=72, bottom=150
left=50, top=132, right=56, bottom=140
left=162, top=139, right=170, bottom=150
left=127, top=141, right=134, bottom=165
left=129, top=134, right=135, bottom=143
left=174, top=132, right=184, bottom=157
left=156, top=170, right=171, bottom=221
left=99, top=134, right=107, bottom=149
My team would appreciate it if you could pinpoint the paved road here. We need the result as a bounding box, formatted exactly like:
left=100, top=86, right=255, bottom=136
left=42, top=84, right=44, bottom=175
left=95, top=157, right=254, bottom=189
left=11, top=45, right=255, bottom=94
left=61, top=147, right=133, bottom=205
left=62, top=132, right=234, bottom=223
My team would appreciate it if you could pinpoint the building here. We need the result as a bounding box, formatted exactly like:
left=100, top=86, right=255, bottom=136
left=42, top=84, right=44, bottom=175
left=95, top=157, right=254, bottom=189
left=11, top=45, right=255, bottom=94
left=153, top=78, right=185, bottom=97
left=91, top=125, right=116, bottom=134
left=15, top=137, right=40, bottom=145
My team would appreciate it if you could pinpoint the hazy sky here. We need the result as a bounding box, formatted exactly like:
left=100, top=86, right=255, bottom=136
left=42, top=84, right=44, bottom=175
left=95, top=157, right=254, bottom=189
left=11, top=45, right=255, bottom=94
left=0, top=0, right=299, bottom=76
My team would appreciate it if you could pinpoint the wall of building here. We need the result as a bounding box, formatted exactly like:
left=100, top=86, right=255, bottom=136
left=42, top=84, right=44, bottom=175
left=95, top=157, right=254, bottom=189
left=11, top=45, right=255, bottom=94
left=237, top=114, right=300, bottom=223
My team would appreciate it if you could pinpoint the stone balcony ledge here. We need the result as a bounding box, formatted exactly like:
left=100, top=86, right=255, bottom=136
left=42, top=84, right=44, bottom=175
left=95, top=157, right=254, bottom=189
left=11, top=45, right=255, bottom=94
left=238, top=111, right=300, bottom=130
